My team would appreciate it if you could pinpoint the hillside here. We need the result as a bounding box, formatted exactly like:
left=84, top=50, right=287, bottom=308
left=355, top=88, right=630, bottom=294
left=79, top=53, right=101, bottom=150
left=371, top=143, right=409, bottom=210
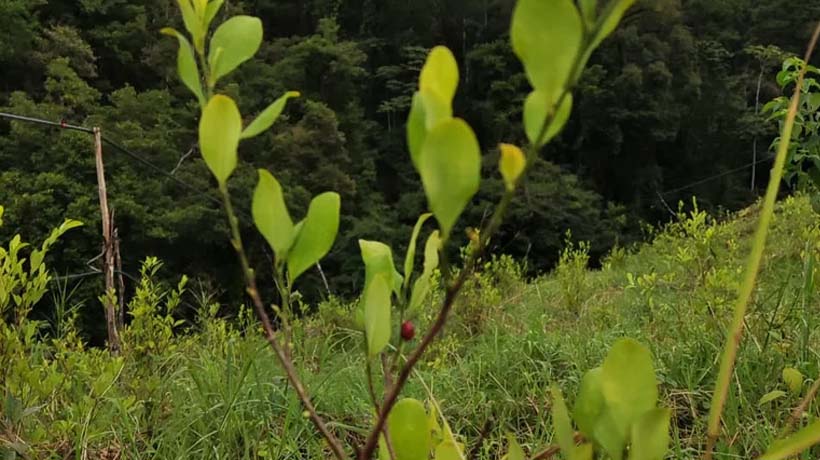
left=3, top=194, right=819, bottom=459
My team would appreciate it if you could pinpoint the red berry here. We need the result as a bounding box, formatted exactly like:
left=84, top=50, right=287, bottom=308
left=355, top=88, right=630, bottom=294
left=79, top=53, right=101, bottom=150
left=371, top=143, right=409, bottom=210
left=400, top=321, right=415, bottom=341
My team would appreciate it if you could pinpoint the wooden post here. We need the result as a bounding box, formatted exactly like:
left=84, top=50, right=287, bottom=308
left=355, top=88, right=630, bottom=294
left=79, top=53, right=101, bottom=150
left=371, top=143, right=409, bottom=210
left=94, top=127, right=120, bottom=354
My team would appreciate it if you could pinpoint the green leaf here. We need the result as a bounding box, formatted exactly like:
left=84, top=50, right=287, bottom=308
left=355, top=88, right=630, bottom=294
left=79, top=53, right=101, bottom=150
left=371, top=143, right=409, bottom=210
left=360, top=240, right=403, bottom=296
left=418, top=118, right=481, bottom=240
left=161, top=28, right=205, bottom=108
left=758, top=390, right=787, bottom=406
left=593, top=409, right=626, bottom=460
left=759, top=420, right=820, bottom=460
left=287, top=192, right=340, bottom=283
left=203, top=0, right=224, bottom=30
left=385, top=399, right=432, bottom=460
left=505, top=433, right=525, bottom=460
left=208, top=16, right=263, bottom=84
left=591, top=0, right=638, bottom=50
left=511, top=0, right=582, bottom=98
left=579, top=0, right=597, bottom=26
left=407, top=91, right=428, bottom=169
left=403, top=213, right=433, bottom=291
left=252, top=170, right=295, bottom=259
left=364, top=273, right=392, bottom=357
left=600, top=339, right=658, bottom=441
left=574, top=367, right=604, bottom=438
left=551, top=386, right=578, bottom=460
left=782, top=367, right=804, bottom=395
left=434, top=441, right=463, bottom=460
left=499, top=143, right=526, bottom=191
left=575, top=443, right=594, bottom=460
left=199, top=95, right=241, bottom=184
left=419, top=46, right=459, bottom=106
left=523, top=91, right=573, bottom=148
left=420, top=90, right=453, bottom=130
left=628, top=408, right=671, bottom=460
left=409, top=231, right=441, bottom=313
left=241, top=91, right=300, bottom=139
left=175, top=0, right=201, bottom=47
left=0, top=205, right=4, bottom=227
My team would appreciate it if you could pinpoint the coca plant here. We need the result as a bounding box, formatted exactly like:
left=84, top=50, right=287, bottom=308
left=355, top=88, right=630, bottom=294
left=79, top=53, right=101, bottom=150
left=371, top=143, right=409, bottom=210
left=163, top=1, right=820, bottom=459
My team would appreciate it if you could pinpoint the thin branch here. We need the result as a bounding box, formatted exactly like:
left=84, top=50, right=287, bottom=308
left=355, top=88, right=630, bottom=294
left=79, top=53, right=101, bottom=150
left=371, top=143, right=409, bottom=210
left=531, top=433, right=585, bottom=460
left=366, top=359, right=396, bottom=460
left=784, top=376, right=820, bottom=435
left=218, top=187, right=348, bottom=460
left=703, top=22, right=820, bottom=460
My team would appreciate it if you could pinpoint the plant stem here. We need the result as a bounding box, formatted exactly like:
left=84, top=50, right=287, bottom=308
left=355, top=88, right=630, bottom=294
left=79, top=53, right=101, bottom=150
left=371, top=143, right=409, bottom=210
left=218, top=185, right=349, bottom=460
left=703, top=23, right=820, bottom=460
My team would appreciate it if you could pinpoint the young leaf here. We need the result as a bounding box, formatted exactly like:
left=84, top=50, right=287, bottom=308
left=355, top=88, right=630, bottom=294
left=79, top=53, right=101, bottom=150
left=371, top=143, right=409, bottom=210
left=161, top=28, right=206, bottom=108
left=364, top=273, right=391, bottom=357
left=579, top=0, right=597, bottom=26
left=203, top=0, right=224, bottom=30
left=287, top=192, right=340, bottom=283
left=511, top=0, right=582, bottom=99
left=360, top=240, right=403, bottom=296
left=0, top=205, right=4, bottom=227
left=600, top=339, right=658, bottom=441
left=434, top=441, right=462, bottom=460
left=252, top=170, right=295, bottom=259
left=782, top=367, right=804, bottom=395
left=208, top=16, right=263, bottom=84
left=420, top=89, right=453, bottom=130
left=523, top=91, right=573, bottom=148
left=593, top=409, right=626, bottom=460
left=407, top=91, right=428, bottom=168
left=591, top=0, right=638, bottom=50
left=409, top=231, right=441, bottom=313
left=175, top=0, right=201, bottom=48
left=418, top=118, right=481, bottom=240
left=419, top=46, right=459, bottom=106
left=199, top=95, right=241, bottom=185
left=505, top=433, right=526, bottom=460
left=551, top=386, right=578, bottom=460
left=758, top=390, right=787, bottom=406
left=499, top=143, right=526, bottom=191
left=628, top=408, right=671, bottom=460
left=759, top=420, right=820, bottom=460
left=241, top=91, right=300, bottom=139
left=385, top=399, right=432, bottom=460
left=403, top=213, right=433, bottom=291
left=574, top=367, right=604, bottom=438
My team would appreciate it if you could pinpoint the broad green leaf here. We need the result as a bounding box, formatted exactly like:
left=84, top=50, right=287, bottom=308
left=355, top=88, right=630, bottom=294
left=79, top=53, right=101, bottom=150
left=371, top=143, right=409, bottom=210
left=208, top=16, right=263, bottom=84
left=176, top=0, right=201, bottom=48
left=364, top=273, right=391, bottom=357
left=628, top=408, right=671, bottom=460
left=403, top=213, right=433, bottom=291
left=593, top=409, right=626, bottom=460
left=199, top=95, right=241, bottom=184
left=600, top=339, right=658, bottom=441
left=418, top=119, right=481, bottom=240
left=591, top=0, right=638, bottom=50
left=574, top=367, right=604, bottom=437
left=408, top=231, right=441, bottom=313
left=499, top=143, right=526, bottom=191
left=575, top=443, right=594, bottom=460
left=252, top=170, right=295, bottom=258
left=385, top=399, right=432, bottom=460
left=360, top=240, right=403, bottom=296
left=505, top=433, right=525, bottom=460
left=551, top=386, right=578, bottom=460
left=287, top=192, right=340, bottom=282
left=759, top=420, right=820, bottom=460
left=524, top=91, right=573, bottom=148
left=407, top=91, right=427, bottom=168
left=161, top=28, right=205, bottom=108
left=241, top=91, right=300, bottom=139
left=420, top=46, right=459, bottom=106
left=192, top=0, right=207, bottom=16
left=434, top=441, right=462, bottom=460
left=511, top=0, right=582, bottom=99
left=420, top=89, right=453, bottom=130
left=782, top=367, right=804, bottom=395
left=758, top=390, right=787, bottom=406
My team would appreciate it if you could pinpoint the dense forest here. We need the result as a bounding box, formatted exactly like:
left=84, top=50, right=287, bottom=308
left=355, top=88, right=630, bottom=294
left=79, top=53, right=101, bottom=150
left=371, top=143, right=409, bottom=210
left=1, top=0, right=818, bottom=338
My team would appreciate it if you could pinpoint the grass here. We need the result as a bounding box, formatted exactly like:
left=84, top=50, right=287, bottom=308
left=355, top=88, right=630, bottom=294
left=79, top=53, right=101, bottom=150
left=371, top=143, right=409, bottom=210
left=3, top=194, right=820, bottom=459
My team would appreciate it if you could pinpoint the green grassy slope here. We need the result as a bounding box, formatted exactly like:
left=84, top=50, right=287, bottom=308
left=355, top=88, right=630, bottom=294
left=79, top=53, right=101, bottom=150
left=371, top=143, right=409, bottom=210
left=3, top=195, right=820, bottom=459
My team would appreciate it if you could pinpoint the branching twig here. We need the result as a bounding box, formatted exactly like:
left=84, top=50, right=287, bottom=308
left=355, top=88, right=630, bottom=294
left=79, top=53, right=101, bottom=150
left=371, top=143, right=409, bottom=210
left=703, top=22, right=820, bottom=460
left=218, top=186, right=349, bottom=460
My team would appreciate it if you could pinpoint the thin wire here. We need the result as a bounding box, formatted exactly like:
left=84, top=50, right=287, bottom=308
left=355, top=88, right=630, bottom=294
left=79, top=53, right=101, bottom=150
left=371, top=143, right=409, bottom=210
left=660, top=155, right=774, bottom=197
left=0, top=111, right=94, bottom=134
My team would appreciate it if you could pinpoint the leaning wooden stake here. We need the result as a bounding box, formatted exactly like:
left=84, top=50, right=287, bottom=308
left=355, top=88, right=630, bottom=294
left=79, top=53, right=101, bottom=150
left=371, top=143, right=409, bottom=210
left=93, top=127, right=120, bottom=354
left=114, top=227, right=126, bottom=329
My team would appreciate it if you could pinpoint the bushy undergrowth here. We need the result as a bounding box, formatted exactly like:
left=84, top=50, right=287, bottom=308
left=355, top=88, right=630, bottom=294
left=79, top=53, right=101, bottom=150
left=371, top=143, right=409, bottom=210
left=2, top=194, right=820, bottom=459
